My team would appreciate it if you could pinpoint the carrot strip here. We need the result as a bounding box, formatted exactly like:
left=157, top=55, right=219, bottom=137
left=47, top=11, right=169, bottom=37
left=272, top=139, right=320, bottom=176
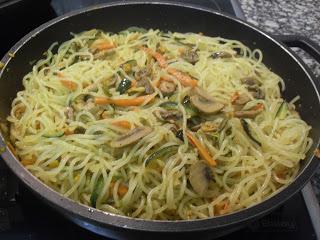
left=91, top=39, right=115, bottom=51
left=109, top=182, right=128, bottom=197
left=167, top=68, right=198, bottom=87
left=186, top=131, right=216, bottom=166
left=253, top=103, right=264, bottom=110
left=56, top=72, right=64, bottom=77
left=111, top=120, right=131, bottom=129
left=60, top=80, right=77, bottom=91
left=21, top=155, right=36, bottom=166
left=7, top=142, right=17, bottom=158
left=141, top=47, right=167, bottom=68
left=95, top=94, right=156, bottom=107
left=231, top=91, right=239, bottom=103
left=118, top=183, right=128, bottom=197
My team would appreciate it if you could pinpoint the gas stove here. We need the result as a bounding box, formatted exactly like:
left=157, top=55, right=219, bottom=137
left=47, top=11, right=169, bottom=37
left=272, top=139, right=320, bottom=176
left=0, top=1, right=319, bottom=239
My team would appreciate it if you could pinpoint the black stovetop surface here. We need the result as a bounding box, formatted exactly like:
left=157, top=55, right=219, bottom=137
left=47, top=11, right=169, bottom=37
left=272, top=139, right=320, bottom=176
left=0, top=0, right=317, bottom=239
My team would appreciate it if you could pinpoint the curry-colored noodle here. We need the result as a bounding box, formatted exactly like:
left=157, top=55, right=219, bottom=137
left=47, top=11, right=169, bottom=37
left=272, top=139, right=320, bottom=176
left=8, top=28, right=312, bottom=220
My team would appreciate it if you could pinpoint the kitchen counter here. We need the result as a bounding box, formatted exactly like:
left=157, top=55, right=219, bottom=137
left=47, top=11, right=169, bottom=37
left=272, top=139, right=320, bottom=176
left=239, top=0, right=320, bottom=199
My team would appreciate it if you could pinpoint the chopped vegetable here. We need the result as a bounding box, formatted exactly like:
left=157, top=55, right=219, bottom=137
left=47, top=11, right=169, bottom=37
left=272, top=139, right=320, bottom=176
left=111, top=120, right=131, bottom=129
left=190, top=94, right=223, bottom=114
left=141, top=47, right=167, bottom=68
left=211, top=51, right=234, bottom=59
left=159, top=81, right=176, bottom=95
left=186, top=131, right=216, bottom=166
left=314, top=148, right=320, bottom=158
left=276, top=101, right=288, bottom=119
left=189, top=161, right=213, bottom=196
left=181, top=49, right=199, bottom=64
left=121, top=59, right=137, bottom=73
left=90, top=39, right=115, bottom=52
left=154, top=109, right=182, bottom=123
left=234, top=108, right=263, bottom=118
left=159, top=101, right=178, bottom=110
left=48, top=160, right=59, bottom=168
left=95, top=94, right=156, bottom=106
left=241, top=119, right=261, bottom=146
left=182, top=96, right=198, bottom=117
left=145, top=145, right=179, bottom=166
left=110, top=127, right=152, bottom=148
left=21, top=155, right=36, bottom=166
left=167, top=68, right=198, bottom=87
left=187, top=116, right=202, bottom=131
left=116, top=78, right=132, bottom=94
left=117, top=183, right=128, bottom=197
left=176, top=129, right=184, bottom=141
left=60, top=80, right=78, bottom=91
left=90, top=176, right=104, bottom=208
left=43, top=131, right=64, bottom=138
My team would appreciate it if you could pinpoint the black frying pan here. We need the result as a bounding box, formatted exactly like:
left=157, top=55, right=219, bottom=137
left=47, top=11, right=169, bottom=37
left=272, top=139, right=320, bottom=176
left=1, top=1, right=320, bottom=239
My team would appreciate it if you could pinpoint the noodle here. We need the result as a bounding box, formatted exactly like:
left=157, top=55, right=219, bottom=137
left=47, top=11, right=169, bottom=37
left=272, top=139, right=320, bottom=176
left=8, top=28, right=312, bottom=220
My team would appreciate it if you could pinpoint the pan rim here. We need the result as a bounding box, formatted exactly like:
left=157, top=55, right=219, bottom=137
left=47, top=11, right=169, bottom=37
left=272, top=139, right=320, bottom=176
left=0, top=0, right=319, bottom=232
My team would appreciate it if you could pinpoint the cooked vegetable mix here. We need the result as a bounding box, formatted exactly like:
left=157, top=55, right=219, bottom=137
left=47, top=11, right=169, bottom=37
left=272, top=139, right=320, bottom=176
left=8, top=28, right=312, bottom=220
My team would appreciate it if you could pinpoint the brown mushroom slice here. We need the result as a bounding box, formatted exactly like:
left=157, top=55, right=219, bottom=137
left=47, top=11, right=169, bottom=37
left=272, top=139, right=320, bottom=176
left=159, top=81, right=176, bottom=95
left=110, top=127, right=152, bottom=148
left=189, top=161, right=213, bottom=196
left=234, top=109, right=263, bottom=118
left=250, top=88, right=265, bottom=99
left=211, top=51, right=236, bottom=59
left=181, top=49, right=199, bottom=64
left=190, top=95, right=224, bottom=114
left=234, top=93, right=251, bottom=105
left=154, top=109, right=182, bottom=123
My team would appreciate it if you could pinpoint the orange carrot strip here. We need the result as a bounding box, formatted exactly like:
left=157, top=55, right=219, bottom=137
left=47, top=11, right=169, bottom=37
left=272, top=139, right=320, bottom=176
left=141, top=47, right=167, bottom=68
left=56, top=72, right=64, bottom=77
left=231, top=91, right=239, bottom=103
left=253, top=103, right=264, bottom=110
left=167, top=68, right=198, bottom=87
left=111, top=120, right=131, bottom=129
left=91, top=39, right=115, bottom=51
left=186, top=131, right=216, bottom=166
left=60, top=80, right=77, bottom=91
left=118, top=183, right=128, bottom=197
left=109, top=182, right=128, bottom=197
left=21, top=155, right=36, bottom=166
left=7, top=142, right=17, bottom=158
left=95, top=94, right=156, bottom=107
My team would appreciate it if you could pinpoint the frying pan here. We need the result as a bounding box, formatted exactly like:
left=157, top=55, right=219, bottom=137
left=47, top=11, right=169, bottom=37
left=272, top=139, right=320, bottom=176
left=1, top=1, right=320, bottom=239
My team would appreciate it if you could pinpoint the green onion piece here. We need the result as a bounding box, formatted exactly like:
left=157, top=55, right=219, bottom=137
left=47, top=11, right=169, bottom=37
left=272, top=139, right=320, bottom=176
left=43, top=131, right=64, bottom=138
left=90, top=176, right=104, bottom=208
left=276, top=101, right=288, bottom=120
left=159, top=101, right=178, bottom=110
left=241, top=119, right=261, bottom=146
left=145, top=145, right=179, bottom=166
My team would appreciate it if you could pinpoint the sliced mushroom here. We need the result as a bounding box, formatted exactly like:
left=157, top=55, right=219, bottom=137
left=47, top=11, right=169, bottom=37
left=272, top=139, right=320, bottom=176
left=159, top=81, right=176, bottom=95
left=250, top=88, right=265, bottom=99
left=110, top=127, right=152, bottom=148
left=241, top=77, right=258, bottom=86
left=234, top=93, right=251, bottom=105
left=234, top=109, right=263, bottom=118
left=190, top=95, right=224, bottom=114
left=211, top=51, right=236, bottom=59
left=181, top=49, right=199, bottom=64
left=190, top=87, right=224, bottom=114
left=189, top=161, right=213, bottom=196
left=64, top=107, right=74, bottom=120
left=154, top=109, right=182, bottom=123
left=135, top=67, right=154, bottom=94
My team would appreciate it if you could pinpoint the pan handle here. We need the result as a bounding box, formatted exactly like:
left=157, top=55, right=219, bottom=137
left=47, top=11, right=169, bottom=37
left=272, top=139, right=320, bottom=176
left=274, top=35, right=320, bottom=64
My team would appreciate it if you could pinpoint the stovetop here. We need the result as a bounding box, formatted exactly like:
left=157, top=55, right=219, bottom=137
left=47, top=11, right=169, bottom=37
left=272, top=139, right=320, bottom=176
left=0, top=0, right=319, bottom=239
